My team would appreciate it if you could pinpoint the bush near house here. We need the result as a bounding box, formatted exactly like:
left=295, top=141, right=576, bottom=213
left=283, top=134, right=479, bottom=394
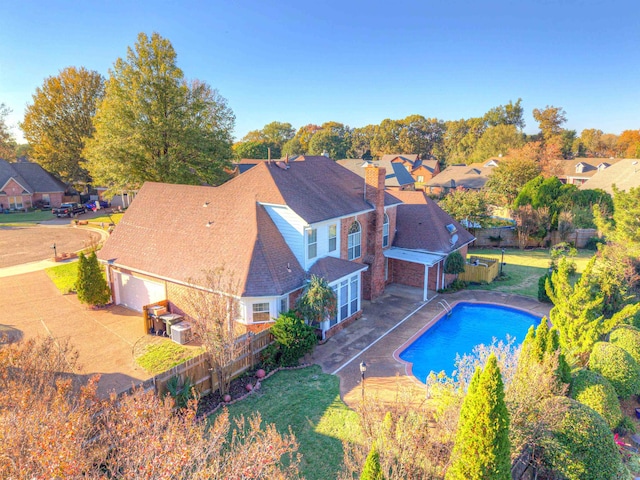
left=444, top=251, right=465, bottom=275
left=269, top=311, right=317, bottom=367
left=76, top=252, right=111, bottom=307
left=569, top=369, right=622, bottom=429
left=589, top=342, right=640, bottom=400
left=539, top=396, right=624, bottom=480
left=609, top=325, right=640, bottom=365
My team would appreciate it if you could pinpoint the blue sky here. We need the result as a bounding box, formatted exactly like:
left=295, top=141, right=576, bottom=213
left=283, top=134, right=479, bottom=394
left=1, top=0, right=639, bottom=143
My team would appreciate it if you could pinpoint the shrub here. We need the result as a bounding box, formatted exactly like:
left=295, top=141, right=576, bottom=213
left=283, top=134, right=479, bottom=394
left=270, top=311, right=317, bottom=367
left=76, top=251, right=111, bottom=306
left=538, top=274, right=551, bottom=303
left=259, top=343, right=280, bottom=369
left=165, top=375, right=195, bottom=409
left=540, top=396, right=623, bottom=480
left=360, top=446, right=384, bottom=480
left=569, top=369, right=622, bottom=429
left=615, top=415, right=637, bottom=436
left=589, top=342, right=640, bottom=399
left=609, top=325, right=640, bottom=365
left=444, top=251, right=465, bottom=275
left=584, top=236, right=606, bottom=251
left=438, top=279, right=467, bottom=293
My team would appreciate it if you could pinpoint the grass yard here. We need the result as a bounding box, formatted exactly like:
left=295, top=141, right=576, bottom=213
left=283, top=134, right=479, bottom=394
left=45, top=261, right=79, bottom=294
left=465, top=248, right=595, bottom=298
left=212, top=365, right=361, bottom=480
left=0, top=210, right=53, bottom=224
left=88, top=212, right=124, bottom=227
left=135, top=340, right=203, bottom=375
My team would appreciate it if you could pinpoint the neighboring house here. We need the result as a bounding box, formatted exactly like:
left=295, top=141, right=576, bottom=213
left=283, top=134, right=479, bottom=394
left=424, top=160, right=497, bottom=195
left=381, top=154, right=441, bottom=189
left=557, top=157, right=622, bottom=186
left=98, top=156, right=474, bottom=339
left=0, top=159, right=66, bottom=211
left=337, top=158, right=415, bottom=190
left=579, top=158, right=640, bottom=194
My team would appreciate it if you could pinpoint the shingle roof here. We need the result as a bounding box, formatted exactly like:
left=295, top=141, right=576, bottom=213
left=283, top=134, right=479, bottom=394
left=380, top=154, right=420, bottom=165
left=308, top=256, right=368, bottom=283
left=579, top=159, right=640, bottom=194
left=336, top=159, right=414, bottom=188
left=557, top=157, right=623, bottom=179
left=425, top=163, right=495, bottom=190
left=392, top=190, right=475, bottom=253
left=0, top=159, right=66, bottom=193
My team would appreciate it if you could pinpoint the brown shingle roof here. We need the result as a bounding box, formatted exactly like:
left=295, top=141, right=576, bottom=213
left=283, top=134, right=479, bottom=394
left=308, top=256, right=368, bottom=283
left=580, top=159, right=640, bottom=194
left=425, top=163, right=495, bottom=190
left=336, top=159, right=414, bottom=188
left=391, top=190, right=475, bottom=253
left=558, top=157, right=623, bottom=179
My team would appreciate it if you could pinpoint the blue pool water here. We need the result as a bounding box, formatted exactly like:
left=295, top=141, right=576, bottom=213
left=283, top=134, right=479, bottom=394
left=399, top=302, right=540, bottom=382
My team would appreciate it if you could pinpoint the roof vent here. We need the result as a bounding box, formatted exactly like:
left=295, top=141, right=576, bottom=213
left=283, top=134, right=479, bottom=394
left=446, top=224, right=457, bottom=235
left=206, top=221, right=213, bottom=228
left=203, top=201, right=209, bottom=207
left=450, top=233, right=459, bottom=245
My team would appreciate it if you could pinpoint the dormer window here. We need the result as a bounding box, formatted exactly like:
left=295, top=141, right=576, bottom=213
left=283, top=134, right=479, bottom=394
left=597, top=163, right=609, bottom=171
left=383, top=213, right=389, bottom=247
left=575, top=163, right=585, bottom=173
left=348, top=221, right=361, bottom=260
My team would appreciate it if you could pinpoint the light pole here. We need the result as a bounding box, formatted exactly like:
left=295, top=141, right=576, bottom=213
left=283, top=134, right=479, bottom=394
left=359, top=361, right=367, bottom=401
left=500, top=248, right=505, bottom=276
left=51, top=243, right=57, bottom=259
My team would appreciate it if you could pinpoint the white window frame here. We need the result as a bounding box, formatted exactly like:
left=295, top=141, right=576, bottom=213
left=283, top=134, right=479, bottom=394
left=330, top=274, right=360, bottom=327
left=382, top=213, right=389, bottom=248
left=328, top=224, right=337, bottom=252
left=417, top=175, right=424, bottom=182
left=252, top=302, right=271, bottom=323
left=348, top=221, right=361, bottom=260
left=278, top=295, right=289, bottom=315
left=307, top=228, right=318, bottom=259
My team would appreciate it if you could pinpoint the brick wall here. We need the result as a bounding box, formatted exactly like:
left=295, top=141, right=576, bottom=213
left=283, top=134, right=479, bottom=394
left=364, top=166, right=386, bottom=300
left=392, top=259, right=425, bottom=288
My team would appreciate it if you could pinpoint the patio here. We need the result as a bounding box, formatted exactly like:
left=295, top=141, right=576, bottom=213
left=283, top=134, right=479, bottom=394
left=310, top=284, right=552, bottom=407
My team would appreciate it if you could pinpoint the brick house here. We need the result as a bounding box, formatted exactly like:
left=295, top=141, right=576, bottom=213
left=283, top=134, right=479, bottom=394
left=0, top=159, right=66, bottom=211
left=336, top=159, right=415, bottom=190
left=98, top=156, right=474, bottom=338
left=381, top=154, right=441, bottom=190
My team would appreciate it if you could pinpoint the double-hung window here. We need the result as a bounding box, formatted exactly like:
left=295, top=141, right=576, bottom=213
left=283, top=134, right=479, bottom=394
left=347, top=221, right=361, bottom=260
left=328, top=224, right=337, bottom=252
left=307, top=228, right=317, bottom=259
left=382, top=213, right=389, bottom=247
left=252, top=303, right=270, bottom=322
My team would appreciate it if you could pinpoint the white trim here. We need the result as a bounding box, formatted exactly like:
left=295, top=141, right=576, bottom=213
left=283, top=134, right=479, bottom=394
left=0, top=177, right=32, bottom=194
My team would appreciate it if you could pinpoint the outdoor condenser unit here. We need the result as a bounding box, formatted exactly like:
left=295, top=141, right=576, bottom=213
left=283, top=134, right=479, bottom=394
left=171, top=322, right=192, bottom=345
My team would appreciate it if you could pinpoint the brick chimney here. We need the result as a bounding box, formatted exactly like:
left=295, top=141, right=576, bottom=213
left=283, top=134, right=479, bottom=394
left=363, top=166, right=386, bottom=300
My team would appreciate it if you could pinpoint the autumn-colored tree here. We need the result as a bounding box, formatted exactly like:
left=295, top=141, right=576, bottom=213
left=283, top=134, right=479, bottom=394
left=533, top=105, right=567, bottom=139
left=617, top=129, right=640, bottom=158
left=282, top=124, right=322, bottom=155
left=513, top=205, right=550, bottom=249
left=446, top=353, right=511, bottom=479
left=21, top=66, right=104, bottom=185
left=0, top=102, right=16, bottom=160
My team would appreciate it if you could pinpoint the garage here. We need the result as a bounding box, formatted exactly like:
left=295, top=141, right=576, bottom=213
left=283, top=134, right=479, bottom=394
left=113, top=271, right=166, bottom=312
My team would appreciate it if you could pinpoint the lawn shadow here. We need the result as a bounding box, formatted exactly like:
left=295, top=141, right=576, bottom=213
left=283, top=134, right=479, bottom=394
left=0, top=324, right=24, bottom=344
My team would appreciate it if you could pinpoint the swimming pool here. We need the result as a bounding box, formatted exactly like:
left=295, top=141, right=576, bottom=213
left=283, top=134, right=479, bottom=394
left=398, top=302, right=540, bottom=382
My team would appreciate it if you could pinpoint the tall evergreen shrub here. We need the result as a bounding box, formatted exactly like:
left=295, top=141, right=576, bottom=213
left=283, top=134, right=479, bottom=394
left=76, top=252, right=111, bottom=306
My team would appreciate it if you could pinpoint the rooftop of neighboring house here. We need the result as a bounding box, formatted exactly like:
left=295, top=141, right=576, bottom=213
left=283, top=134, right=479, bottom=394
left=391, top=190, right=475, bottom=253
left=424, top=161, right=497, bottom=190
left=579, top=158, right=640, bottom=194
left=379, top=153, right=440, bottom=174
left=0, top=159, right=66, bottom=193
left=336, top=158, right=415, bottom=188
left=557, top=157, right=623, bottom=179
left=98, top=156, right=402, bottom=296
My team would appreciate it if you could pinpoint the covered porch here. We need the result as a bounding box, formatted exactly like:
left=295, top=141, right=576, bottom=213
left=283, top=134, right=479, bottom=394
left=384, top=247, right=445, bottom=301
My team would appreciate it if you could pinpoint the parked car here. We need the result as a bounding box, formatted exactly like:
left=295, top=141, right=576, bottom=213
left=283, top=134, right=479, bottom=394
left=52, top=202, right=86, bottom=217
left=84, top=200, right=110, bottom=211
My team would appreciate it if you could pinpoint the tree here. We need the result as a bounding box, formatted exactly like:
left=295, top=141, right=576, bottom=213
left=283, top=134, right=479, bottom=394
left=467, top=124, right=524, bottom=163
left=241, top=121, right=295, bottom=158
left=360, top=446, right=384, bottom=480
left=485, top=155, right=541, bottom=205
left=532, top=105, right=567, bottom=139
left=296, top=275, right=337, bottom=330
left=0, top=103, right=16, bottom=160
left=437, top=189, right=489, bottom=226
left=233, top=140, right=269, bottom=159
left=21, top=67, right=104, bottom=185
left=617, top=129, right=640, bottom=158
left=282, top=124, right=321, bottom=156
left=183, top=270, right=243, bottom=396
left=397, top=115, right=446, bottom=159
left=444, top=251, right=465, bottom=275
left=308, top=121, right=351, bottom=159
left=446, top=353, right=511, bottom=480
left=569, top=369, right=622, bottom=429
left=442, top=117, right=486, bottom=165
left=348, top=124, right=377, bottom=158
left=483, top=98, right=525, bottom=130
left=76, top=251, right=111, bottom=306
left=270, top=311, right=317, bottom=366
left=513, top=205, right=550, bottom=249
left=589, top=341, right=640, bottom=399
left=84, top=32, right=235, bottom=196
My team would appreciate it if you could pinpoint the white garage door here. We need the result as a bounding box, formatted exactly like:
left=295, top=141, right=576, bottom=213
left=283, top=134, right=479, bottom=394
left=114, top=272, right=165, bottom=312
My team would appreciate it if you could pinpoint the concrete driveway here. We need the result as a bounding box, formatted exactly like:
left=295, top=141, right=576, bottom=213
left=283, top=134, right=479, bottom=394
left=0, top=270, right=153, bottom=396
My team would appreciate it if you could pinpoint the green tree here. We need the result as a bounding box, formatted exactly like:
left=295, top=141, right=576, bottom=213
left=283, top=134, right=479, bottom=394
left=232, top=140, right=269, bottom=159
left=76, top=252, right=111, bottom=306
left=532, top=105, right=567, bottom=140
left=446, top=353, right=511, bottom=480
left=308, top=121, right=351, bottom=159
left=84, top=32, right=235, bottom=195
left=282, top=124, right=321, bottom=156
left=468, top=124, right=524, bottom=163
left=370, top=118, right=403, bottom=156
left=437, top=189, right=488, bottom=226
left=348, top=124, right=377, bottom=158
left=241, top=121, right=294, bottom=158
left=21, top=67, right=105, bottom=185
left=444, top=251, right=465, bottom=275
left=485, top=155, right=541, bottom=205
left=270, top=311, right=317, bottom=366
left=569, top=369, right=622, bottom=429
left=0, top=103, right=16, bottom=160
left=483, top=98, right=525, bottom=129
left=590, top=341, right=640, bottom=399
left=609, top=325, right=640, bottom=364
left=360, top=445, right=384, bottom=480
left=397, top=114, right=446, bottom=159
left=296, top=275, right=337, bottom=329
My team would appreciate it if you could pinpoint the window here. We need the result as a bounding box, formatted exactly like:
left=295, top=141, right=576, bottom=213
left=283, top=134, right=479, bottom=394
left=42, top=193, right=50, bottom=204
left=252, top=303, right=270, bottom=322
left=331, top=274, right=361, bottom=327
left=307, top=228, right=317, bottom=259
left=417, top=175, right=424, bottom=183
left=348, top=221, right=361, bottom=260
left=330, top=285, right=339, bottom=327
left=279, top=296, right=289, bottom=315
left=9, top=196, right=23, bottom=210
left=328, top=224, right=337, bottom=252
left=350, top=276, right=359, bottom=315
left=340, top=280, right=349, bottom=321
left=382, top=213, right=389, bottom=247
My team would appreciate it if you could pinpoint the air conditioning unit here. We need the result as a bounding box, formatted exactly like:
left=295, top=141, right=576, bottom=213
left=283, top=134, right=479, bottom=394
left=171, top=322, right=192, bottom=345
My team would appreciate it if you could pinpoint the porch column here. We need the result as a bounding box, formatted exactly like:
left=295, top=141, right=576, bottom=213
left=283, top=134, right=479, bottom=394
left=436, top=261, right=441, bottom=291
left=423, top=264, right=429, bottom=301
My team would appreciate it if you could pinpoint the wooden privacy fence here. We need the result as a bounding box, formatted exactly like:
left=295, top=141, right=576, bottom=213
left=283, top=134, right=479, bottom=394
left=458, top=255, right=499, bottom=284
left=151, top=329, right=274, bottom=397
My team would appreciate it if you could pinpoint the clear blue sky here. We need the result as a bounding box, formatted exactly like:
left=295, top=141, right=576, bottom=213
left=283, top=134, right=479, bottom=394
left=1, top=0, right=639, bottom=143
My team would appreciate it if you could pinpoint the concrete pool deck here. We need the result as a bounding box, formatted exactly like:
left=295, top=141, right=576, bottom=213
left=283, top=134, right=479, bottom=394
left=309, top=285, right=552, bottom=408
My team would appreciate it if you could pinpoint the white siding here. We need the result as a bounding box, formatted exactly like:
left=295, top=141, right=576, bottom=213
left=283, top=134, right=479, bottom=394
left=263, top=205, right=306, bottom=265
left=240, top=296, right=280, bottom=324
left=304, top=219, right=341, bottom=269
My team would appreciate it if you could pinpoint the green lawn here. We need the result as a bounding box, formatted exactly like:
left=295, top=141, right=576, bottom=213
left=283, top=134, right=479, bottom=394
left=0, top=210, right=53, bottom=224
left=465, top=248, right=595, bottom=298
left=135, top=341, right=203, bottom=375
left=45, top=262, right=79, bottom=294
left=212, top=365, right=361, bottom=480
left=88, top=212, right=124, bottom=225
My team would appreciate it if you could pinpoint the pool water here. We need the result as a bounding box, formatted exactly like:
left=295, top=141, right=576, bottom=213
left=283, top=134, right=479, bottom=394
left=399, top=302, right=540, bottom=382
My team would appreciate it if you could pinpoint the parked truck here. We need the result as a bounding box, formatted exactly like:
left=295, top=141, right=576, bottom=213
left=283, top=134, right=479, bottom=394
left=52, top=202, right=86, bottom=217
